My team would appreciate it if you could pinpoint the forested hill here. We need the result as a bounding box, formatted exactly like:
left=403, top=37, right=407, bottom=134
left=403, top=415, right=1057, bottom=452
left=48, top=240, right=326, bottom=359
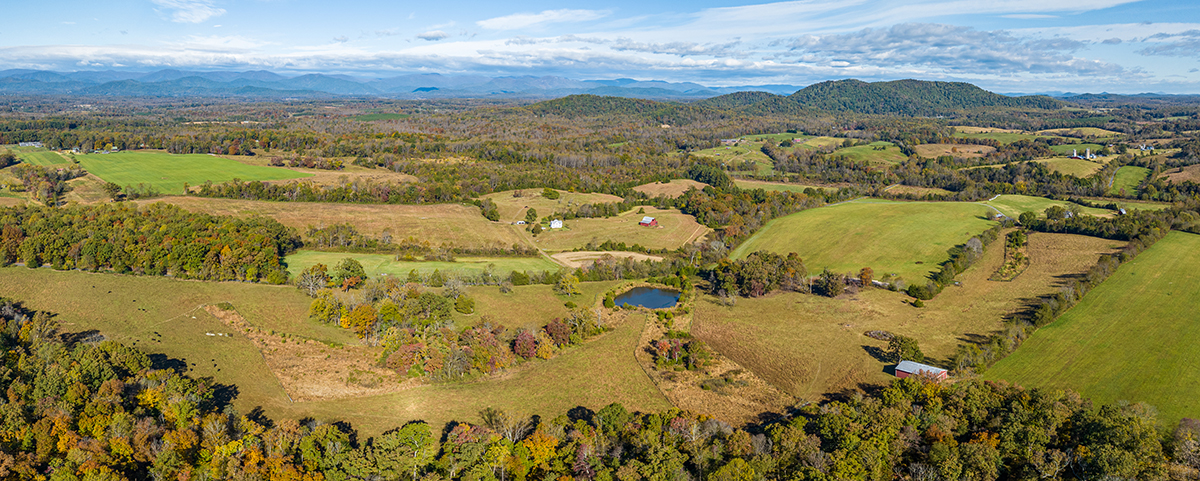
left=730, top=79, right=1063, bottom=117
left=523, top=80, right=1066, bottom=119
left=693, top=90, right=779, bottom=110
left=522, top=94, right=680, bottom=117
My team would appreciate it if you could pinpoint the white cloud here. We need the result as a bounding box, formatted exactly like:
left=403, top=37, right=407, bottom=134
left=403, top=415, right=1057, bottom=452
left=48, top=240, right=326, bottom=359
left=1003, top=14, right=1057, bottom=19
left=333, top=36, right=349, bottom=43
left=477, top=9, right=608, bottom=30
left=150, top=0, right=226, bottom=23
left=416, top=31, right=449, bottom=41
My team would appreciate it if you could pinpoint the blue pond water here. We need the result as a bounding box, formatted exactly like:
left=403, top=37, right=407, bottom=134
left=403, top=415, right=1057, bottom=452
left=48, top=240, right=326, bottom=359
left=614, top=287, right=680, bottom=309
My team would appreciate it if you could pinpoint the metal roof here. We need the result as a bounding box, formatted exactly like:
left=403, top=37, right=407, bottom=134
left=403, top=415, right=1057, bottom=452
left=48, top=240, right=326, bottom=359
left=895, top=360, right=947, bottom=375
left=640, top=216, right=655, bottom=223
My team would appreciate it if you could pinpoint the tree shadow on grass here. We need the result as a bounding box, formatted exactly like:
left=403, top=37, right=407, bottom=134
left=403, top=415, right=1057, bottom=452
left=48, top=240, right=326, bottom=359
left=861, top=345, right=890, bottom=363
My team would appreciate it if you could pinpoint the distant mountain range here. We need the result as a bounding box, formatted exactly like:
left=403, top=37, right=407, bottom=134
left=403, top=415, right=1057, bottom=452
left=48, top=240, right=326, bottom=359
left=0, top=69, right=804, bottom=99
left=519, top=80, right=1068, bottom=119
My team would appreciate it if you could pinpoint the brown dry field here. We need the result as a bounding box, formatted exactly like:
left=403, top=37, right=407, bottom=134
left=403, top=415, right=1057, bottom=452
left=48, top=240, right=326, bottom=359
left=912, top=144, right=997, bottom=158
left=633, top=305, right=796, bottom=425
left=138, top=196, right=527, bottom=249
left=551, top=251, right=664, bottom=268
left=1161, top=164, right=1200, bottom=184
left=632, top=179, right=709, bottom=197
left=64, top=174, right=111, bottom=204
left=483, top=188, right=623, bottom=221
left=885, top=185, right=955, bottom=196
left=528, top=206, right=710, bottom=252
left=692, top=232, right=1125, bottom=401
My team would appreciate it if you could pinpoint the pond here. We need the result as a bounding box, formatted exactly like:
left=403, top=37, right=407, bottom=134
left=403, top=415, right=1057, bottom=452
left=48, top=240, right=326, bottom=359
left=614, top=287, right=680, bottom=309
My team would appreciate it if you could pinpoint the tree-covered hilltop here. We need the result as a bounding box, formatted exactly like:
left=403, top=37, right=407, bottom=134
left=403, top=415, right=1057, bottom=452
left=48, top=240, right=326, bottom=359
left=0, top=203, right=299, bottom=282
left=0, top=295, right=1196, bottom=480
left=747, top=79, right=1064, bottom=117
left=693, top=91, right=781, bottom=110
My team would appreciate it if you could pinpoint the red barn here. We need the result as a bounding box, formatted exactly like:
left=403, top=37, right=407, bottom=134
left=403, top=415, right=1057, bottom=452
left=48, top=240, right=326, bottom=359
left=895, top=360, right=948, bottom=381
left=639, top=216, right=658, bottom=227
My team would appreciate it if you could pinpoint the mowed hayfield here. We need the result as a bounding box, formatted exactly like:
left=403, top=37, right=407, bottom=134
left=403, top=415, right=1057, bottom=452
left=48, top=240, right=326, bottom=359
left=138, top=197, right=528, bottom=249
left=528, top=206, right=710, bottom=252
left=1110, top=166, right=1149, bottom=195
left=0, top=268, right=669, bottom=435
left=691, top=144, right=774, bottom=174
left=15, top=150, right=71, bottom=166
left=284, top=250, right=560, bottom=278
left=1049, top=143, right=1107, bottom=156
left=77, top=151, right=310, bottom=194
left=912, top=144, right=996, bottom=159
left=985, top=231, right=1200, bottom=425
left=632, top=179, right=708, bottom=197
left=696, top=232, right=1125, bottom=400
left=1034, top=157, right=1109, bottom=177
left=732, top=199, right=997, bottom=282
left=1038, top=127, right=1122, bottom=138
left=982, top=194, right=1113, bottom=219
left=734, top=179, right=838, bottom=193
left=482, top=189, right=622, bottom=221
left=834, top=142, right=907, bottom=164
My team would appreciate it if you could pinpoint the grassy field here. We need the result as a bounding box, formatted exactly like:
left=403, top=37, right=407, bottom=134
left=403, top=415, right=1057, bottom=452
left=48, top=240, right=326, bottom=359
left=1110, top=166, right=1149, bottom=196
left=528, top=206, right=710, bottom=252
left=632, top=179, right=708, bottom=197
left=734, top=179, right=838, bottom=193
left=953, top=131, right=1049, bottom=144
left=1034, top=157, right=1109, bottom=177
left=985, top=231, right=1200, bottom=425
left=77, top=151, right=310, bottom=195
left=1038, top=128, right=1121, bottom=138
left=800, top=136, right=844, bottom=149
left=912, top=144, right=996, bottom=159
left=0, top=268, right=668, bottom=435
left=835, top=142, right=907, bottom=164
left=692, top=144, right=774, bottom=174
left=285, top=250, right=560, bottom=278
left=733, top=199, right=997, bottom=282
left=140, top=197, right=528, bottom=250
left=451, top=281, right=623, bottom=330
left=982, top=195, right=1113, bottom=219
left=482, top=189, right=623, bottom=221
left=16, top=150, right=70, bottom=166
left=698, top=232, right=1124, bottom=400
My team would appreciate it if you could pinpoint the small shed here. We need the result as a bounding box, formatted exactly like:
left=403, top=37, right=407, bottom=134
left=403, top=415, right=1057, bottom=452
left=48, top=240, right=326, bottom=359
left=639, top=216, right=658, bottom=227
left=895, top=361, right=948, bottom=381
left=549, top=219, right=563, bottom=229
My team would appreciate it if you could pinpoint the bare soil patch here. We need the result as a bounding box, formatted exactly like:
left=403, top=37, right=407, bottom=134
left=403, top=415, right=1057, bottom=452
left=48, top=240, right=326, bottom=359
left=886, top=185, right=955, bottom=196
left=551, top=251, right=665, bottom=268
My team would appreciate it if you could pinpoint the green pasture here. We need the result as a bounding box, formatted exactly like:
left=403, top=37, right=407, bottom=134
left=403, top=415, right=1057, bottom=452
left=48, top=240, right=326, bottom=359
left=732, top=199, right=996, bottom=282
left=284, top=250, right=560, bottom=278
left=76, top=151, right=310, bottom=195
left=985, top=231, right=1200, bottom=425
left=1034, top=157, right=1108, bottom=177
left=16, top=150, right=70, bottom=166
left=982, top=195, right=1112, bottom=219
left=1110, top=166, right=1149, bottom=196
left=952, top=131, right=1047, bottom=144
left=835, top=141, right=907, bottom=164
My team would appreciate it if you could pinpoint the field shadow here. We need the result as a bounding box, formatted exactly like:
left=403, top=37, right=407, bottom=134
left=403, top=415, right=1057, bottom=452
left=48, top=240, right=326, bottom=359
left=60, top=329, right=105, bottom=346
left=861, top=345, right=890, bottom=363
left=148, top=353, right=188, bottom=372
left=823, top=382, right=890, bottom=404
left=956, top=332, right=991, bottom=345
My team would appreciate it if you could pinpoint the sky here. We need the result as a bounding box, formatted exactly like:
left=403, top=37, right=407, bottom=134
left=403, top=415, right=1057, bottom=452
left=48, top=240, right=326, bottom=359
left=2, top=0, right=1200, bottom=93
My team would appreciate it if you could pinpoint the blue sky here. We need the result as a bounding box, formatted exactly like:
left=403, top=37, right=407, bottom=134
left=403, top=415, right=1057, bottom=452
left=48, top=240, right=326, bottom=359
left=2, top=0, right=1200, bottom=92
